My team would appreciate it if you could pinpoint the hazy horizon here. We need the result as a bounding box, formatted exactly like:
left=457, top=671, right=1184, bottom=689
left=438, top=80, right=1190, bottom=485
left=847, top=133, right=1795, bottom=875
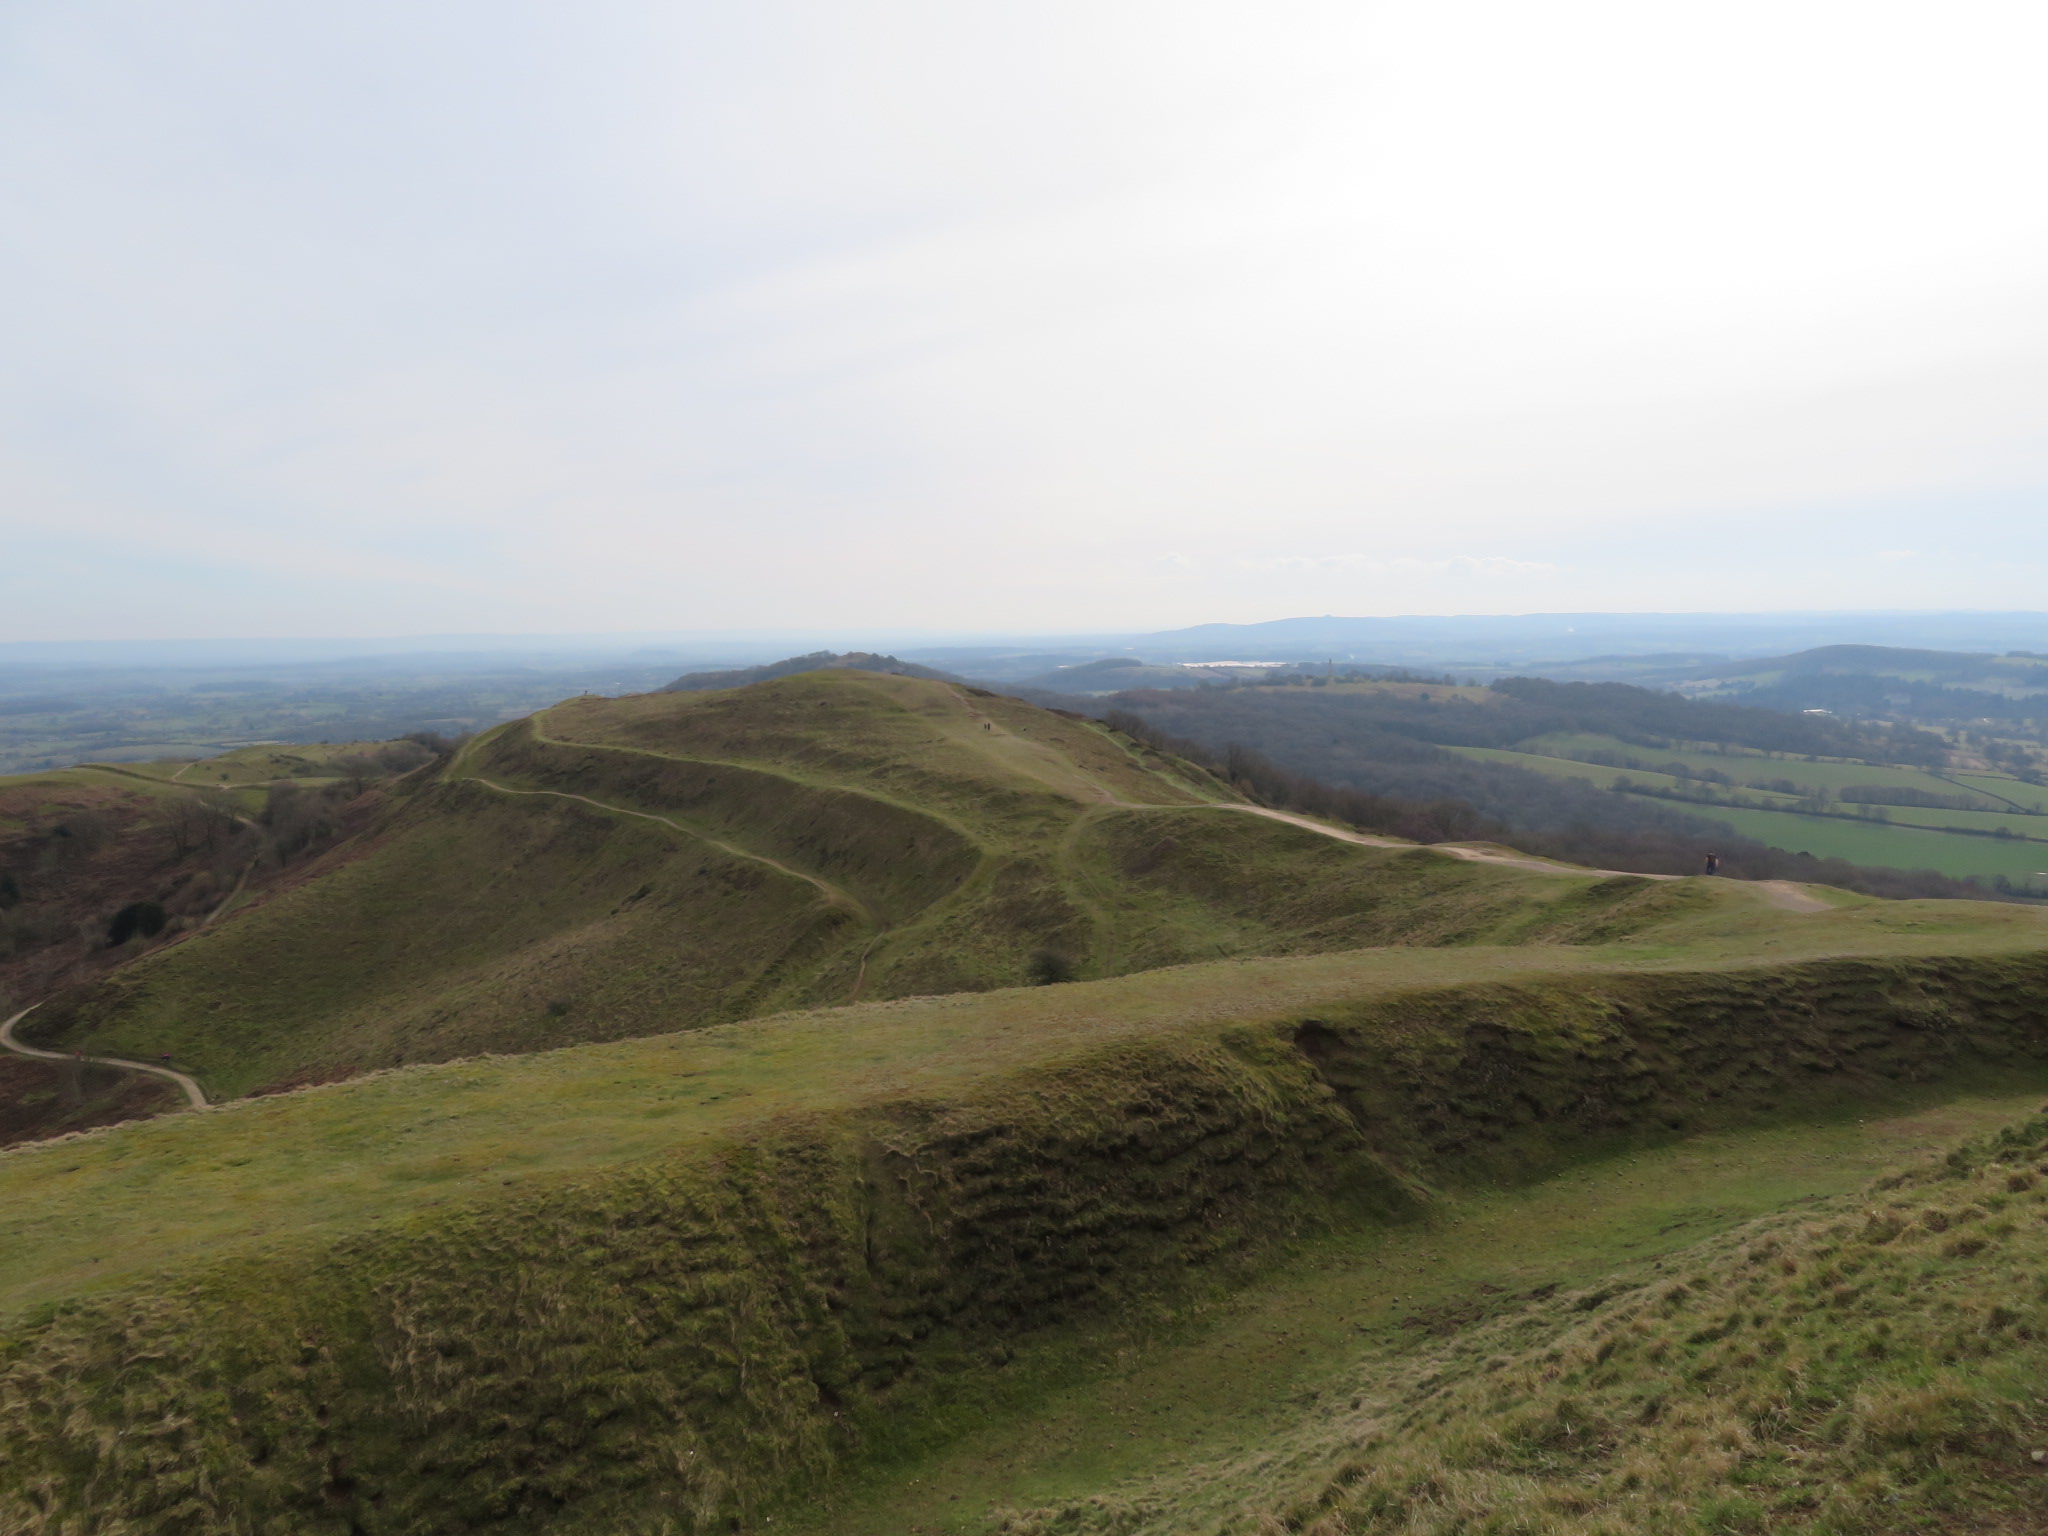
left=11, top=608, right=2048, bottom=672
left=6, top=2, right=2046, bottom=638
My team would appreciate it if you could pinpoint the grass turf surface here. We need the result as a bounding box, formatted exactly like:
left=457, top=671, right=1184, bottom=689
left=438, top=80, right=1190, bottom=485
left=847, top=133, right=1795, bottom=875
left=787, top=1078, right=2048, bottom=1535
left=6, top=892, right=2048, bottom=1533
left=0, top=881, right=2040, bottom=1318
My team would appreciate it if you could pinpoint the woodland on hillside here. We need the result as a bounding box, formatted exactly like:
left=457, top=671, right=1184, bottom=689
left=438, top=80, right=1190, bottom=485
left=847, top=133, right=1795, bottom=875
left=1093, top=686, right=2003, bottom=900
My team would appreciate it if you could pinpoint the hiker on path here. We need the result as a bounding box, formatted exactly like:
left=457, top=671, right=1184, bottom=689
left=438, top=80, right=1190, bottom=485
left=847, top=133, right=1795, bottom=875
left=1703, top=853, right=1721, bottom=876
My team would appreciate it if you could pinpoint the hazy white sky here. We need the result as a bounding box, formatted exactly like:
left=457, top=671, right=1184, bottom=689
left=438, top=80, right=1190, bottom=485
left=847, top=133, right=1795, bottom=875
left=4, top=0, right=2047, bottom=639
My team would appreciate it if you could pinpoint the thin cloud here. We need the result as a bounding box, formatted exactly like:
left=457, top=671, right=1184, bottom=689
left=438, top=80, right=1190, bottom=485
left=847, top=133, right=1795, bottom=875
left=1, top=1, right=2046, bottom=636
left=1239, top=555, right=1561, bottom=577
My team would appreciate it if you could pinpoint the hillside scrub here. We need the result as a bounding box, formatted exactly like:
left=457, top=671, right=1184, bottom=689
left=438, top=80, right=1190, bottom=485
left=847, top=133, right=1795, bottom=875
left=0, top=750, right=448, bottom=1127
left=5, top=950, right=2048, bottom=1533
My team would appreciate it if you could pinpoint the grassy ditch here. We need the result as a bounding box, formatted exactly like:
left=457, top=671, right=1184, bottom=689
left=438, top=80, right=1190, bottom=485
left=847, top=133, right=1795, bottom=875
left=1291, top=1113, right=2048, bottom=1535
left=801, top=1080, right=2048, bottom=1535
left=5, top=937, right=2048, bottom=1533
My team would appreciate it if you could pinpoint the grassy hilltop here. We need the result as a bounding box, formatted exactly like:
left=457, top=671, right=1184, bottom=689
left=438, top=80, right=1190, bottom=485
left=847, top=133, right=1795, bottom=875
left=22, top=672, right=1663, bottom=1097
left=4, top=671, right=2048, bottom=1534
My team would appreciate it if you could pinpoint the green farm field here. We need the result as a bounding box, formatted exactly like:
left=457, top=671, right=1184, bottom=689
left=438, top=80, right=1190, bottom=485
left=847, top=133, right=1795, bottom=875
left=1956, top=772, right=2048, bottom=812
left=1681, top=803, right=2048, bottom=881
left=1445, top=737, right=2048, bottom=885
left=1446, top=745, right=1803, bottom=804
left=1515, top=732, right=2007, bottom=801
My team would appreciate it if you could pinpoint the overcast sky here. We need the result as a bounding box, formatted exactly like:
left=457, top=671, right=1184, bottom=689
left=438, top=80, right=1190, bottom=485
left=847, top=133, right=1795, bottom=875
left=4, top=0, right=2046, bottom=639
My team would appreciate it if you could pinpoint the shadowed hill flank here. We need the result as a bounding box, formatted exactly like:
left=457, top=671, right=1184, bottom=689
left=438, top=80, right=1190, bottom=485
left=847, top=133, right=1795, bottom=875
left=4, top=896, right=2048, bottom=1534
left=22, top=672, right=1677, bottom=1097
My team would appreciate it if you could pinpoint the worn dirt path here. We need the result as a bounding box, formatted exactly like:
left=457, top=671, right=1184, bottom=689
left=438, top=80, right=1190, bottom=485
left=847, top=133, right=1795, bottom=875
left=1750, top=880, right=1833, bottom=913
left=1220, top=806, right=1832, bottom=910
left=0, top=1006, right=209, bottom=1109
left=461, top=776, right=878, bottom=922
left=461, top=775, right=895, bottom=996
left=946, top=694, right=1833, bottom=912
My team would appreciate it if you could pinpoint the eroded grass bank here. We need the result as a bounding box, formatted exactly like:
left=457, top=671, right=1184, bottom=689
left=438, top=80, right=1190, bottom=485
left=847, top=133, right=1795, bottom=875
left=5, top=952, right=2048, bottom=1534
left=811, top=1087, right=2048, bottom=1535
left=974, top=1107, right=2048, bottom=1536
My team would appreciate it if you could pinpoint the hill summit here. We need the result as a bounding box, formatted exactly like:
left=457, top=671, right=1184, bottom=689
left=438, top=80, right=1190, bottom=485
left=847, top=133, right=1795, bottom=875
left=24, top=670, right=1657, bottom=1099
left=661, top=649, right=961, bottom=691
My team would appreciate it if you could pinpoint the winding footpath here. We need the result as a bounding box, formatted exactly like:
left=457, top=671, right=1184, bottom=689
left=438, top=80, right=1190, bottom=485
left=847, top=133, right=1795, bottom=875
left=1211, top=805, right=1832, bottom=911
left=460, top=776, right=877, bottom=923
left=0, top=730, right=1832, bottom=1115
left=460, top=776, right=895, bottom=996
left=0, top=1005, right=209, bottom=1109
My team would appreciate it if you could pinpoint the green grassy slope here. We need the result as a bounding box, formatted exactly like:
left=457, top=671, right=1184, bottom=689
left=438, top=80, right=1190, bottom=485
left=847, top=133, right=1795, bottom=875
left=6, top=878, right=1961, bottom=1315
left=976, top=1103, right=2048, bottom=1536
left=21, top=673, right=1658, bottom=1096
left=0, top=762, right=264, bottom=828
left=808, top=1084, right=2048, bottom=1535
left=110, top=740, right=395, bottom=788
left=3, top=886, right=2048, bottom=1532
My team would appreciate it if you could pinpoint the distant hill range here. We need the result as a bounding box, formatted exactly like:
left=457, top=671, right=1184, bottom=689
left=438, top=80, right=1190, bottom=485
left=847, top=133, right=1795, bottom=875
left=1010, top=657, right=1454, bottom=694
left=662, top=650, right=964, bottom=691
left=1674, top=644, right=2048, bottom=723
left=1116, top=612, right=2048, bottom=667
